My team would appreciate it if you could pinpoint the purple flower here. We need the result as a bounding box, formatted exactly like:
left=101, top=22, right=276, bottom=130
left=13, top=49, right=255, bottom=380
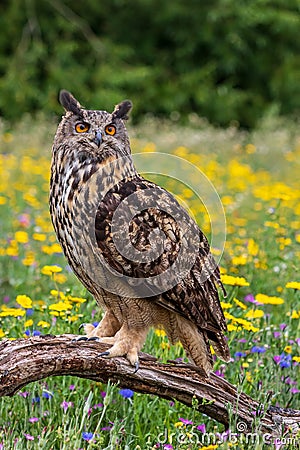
left=234, top=351, right=246, bottom=358
left=274, top=353, right=292, bottom=368
left=279, top=323, right=287, bottom=331
left=33, top=330, right=41, bottom=336
left=61, top=400, right=74, bottom=413
left=119, top=389, right=134, bottom=399
left=179, top=417, right=193, bottom=425
left=291, top=387, right=300, bottom=394
left=244, top=294, right=260, bottom=304
left=69, top=384, right=75, bottom=391
left=273, top=332, right=281, bottom=339
left=82, top=432, right=94, bottom=441
left=251, top=346, right=266, bottom=354
left=29, top=417, right=39, bottom=423
left=214, top=370, right=224, bottom=377
left=26, top=308, right=34, bottom=316
left=18, top=391, right=30, bottom=398
left=32, top=396, right=40, bottom=403
left=24, top=330, right=31, bottom=337
left=42, top=391, right=53, bottom=399
left=101, top=426, right=112, bottom=431
left=163, top=446, right=173, bottom=450
left=197, top=423, right=206, bottom=433
left=24, top=434, right=34, bottom=441
left=238, top=338, right=247, bottom=343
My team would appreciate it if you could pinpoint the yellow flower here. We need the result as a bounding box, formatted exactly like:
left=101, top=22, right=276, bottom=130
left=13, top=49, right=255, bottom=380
left=41, top=265, right=62, bottom=276
left=0, top=328, right=6, bottom=338
left=37, top=320, right=50, bottom=328
left=292, top=356, right=300, bottom=363
left=32, top=233, right=47, bottom=241
left=174, top=421, right=184, bottom=428
left=24, top=319, right=33, bottom=327
left=53, top=273, right=67, bottom=284
left=0, top=308, right=25, bottom=317
left=22, top=251, right=36, bottom=266
left=220, top=302, right=232, bottom=309
left=246, top=371, right=253, bottom=382
left=155, top=329, right=166, bottom=337
left=15, top=231, right=29, bottom=244
left=68, top=296, right=87, bottom=304
left=221, top=274, right=249, bottom=287
left=16, top=294, right=33, bottom=309
left=233, top=298, right=247, bottom=310
left=255, top=293, right=284, bottom=305
left=227, top=323, right=238, bottom=332
left=248, top=238, right=259, bottom=256
left=284, top=346, right=292, bottom=354
left=48, top=301, right=72, bottom=312
left=0, top=196, right=7, bottom=205
left=291, top=310, right=300, bottom=319
left=286, top=281, right=300, bottom=290
left=244, top=309, right=264, bottom=319
left=50, top=290, right=66, bottom=300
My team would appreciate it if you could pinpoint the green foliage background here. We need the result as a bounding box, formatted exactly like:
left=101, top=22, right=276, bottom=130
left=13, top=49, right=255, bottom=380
left=0, top=0, right=299, bottom=127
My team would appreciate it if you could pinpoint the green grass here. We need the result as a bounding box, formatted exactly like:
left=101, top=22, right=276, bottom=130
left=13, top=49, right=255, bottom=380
left=0, top=116, right=299, bottom=449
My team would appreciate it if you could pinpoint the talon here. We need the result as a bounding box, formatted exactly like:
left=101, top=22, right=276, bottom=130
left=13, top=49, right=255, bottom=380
left=73, top=336, right=88, bottom=342
left=87, top=336, right=100, bottom=341
left=78, top=323, right=86, bottom=331
left=134, top=360, right=139, bottom=373
left=98, top=351, right=110, bottom=357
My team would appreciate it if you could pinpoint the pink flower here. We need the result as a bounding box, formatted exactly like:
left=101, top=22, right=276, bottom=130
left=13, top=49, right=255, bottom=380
left=24, top=434, right=34, bottom=441
left=61, top=400, right=74, bottom=413
left=29, top=417, right=39, bottom=423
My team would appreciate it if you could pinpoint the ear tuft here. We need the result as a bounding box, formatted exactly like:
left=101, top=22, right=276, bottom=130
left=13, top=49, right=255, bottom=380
left=59, top=90, right=83, bottom=116
left=112, top=100, right=132, bottom=120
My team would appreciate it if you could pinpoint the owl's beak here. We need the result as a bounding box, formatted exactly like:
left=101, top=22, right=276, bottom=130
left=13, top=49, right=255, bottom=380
left=94, top=131, right=102, bottom=147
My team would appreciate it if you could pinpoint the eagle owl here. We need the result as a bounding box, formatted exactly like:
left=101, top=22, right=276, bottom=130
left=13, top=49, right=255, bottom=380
left=50, top=90, right=230, bottom=375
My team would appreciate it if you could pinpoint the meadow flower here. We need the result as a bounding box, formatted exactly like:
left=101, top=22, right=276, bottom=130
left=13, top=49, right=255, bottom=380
left=273, top=332, right=281, bottom=339
left=24, top=434, right=34, bottom=441
left=16, top=294, right=32, bottom=309
left=119, top=389, right=134, bottom=399
left=61, top=400, right=74, bottom=413
left=28, top=417, right=39, bottom=423
left=255, top=293, right=284, bottom=305
left=286, top=281, right=300, bottom=290
left=197, top=423, right=206, bottom=433
left=251, top=346, right=266, bottom=354
left=82, top=432, right=94, bottom=441
left=284, top=345, right=292, bottom=354
left=179, top=417, right=193, bottom=425
left=42, top=391, right=53, bottom=399
left=41, top=265, right=62, bottom=276
left=221, top=274, right=249, bottom=287
left=244, top=309, right=264, bottom=319
left=274, top=353, right=292, bottom=369
left=234, top=352, right=246, bottom=358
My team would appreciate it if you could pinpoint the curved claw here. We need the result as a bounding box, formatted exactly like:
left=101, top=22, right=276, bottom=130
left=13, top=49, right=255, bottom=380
left=78, top=323, right=86, bottom=331
left=87, top=336, right=100, bottom=342
left=98, top=351, right=110, bottom=357
left=133, top=360, right=139, bottom=373
left=72, top=336, right=88, bottom=342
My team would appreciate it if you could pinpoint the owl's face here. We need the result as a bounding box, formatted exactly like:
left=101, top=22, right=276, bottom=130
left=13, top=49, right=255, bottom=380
left=54, top=90, right=132, bottom=158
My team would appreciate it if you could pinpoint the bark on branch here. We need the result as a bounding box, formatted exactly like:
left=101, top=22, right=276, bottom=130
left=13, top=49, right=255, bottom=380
left=0, top=335, right=299, bottom=437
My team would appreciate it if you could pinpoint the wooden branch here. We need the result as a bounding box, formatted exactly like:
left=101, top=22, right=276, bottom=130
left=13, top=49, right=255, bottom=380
left=0, top=335, right=299, bottom=437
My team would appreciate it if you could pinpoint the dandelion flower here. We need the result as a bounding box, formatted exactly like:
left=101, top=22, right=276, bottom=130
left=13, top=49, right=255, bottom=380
left=244, top=309, right=264, bottom=319
left=16, top=295, right=32, bottom=309
left=221, top=274, right=249, bottom=287
left=255, top=293, right=284, bottom=305
left=286, top=281, right=300, bottom=290
left=41, top=265, right=62, bottom=276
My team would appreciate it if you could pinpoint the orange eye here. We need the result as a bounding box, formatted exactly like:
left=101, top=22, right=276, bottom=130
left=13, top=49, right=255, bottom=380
left=105, top=124, right=116, bottom=136
left=75, top=122, right=90, bottom=133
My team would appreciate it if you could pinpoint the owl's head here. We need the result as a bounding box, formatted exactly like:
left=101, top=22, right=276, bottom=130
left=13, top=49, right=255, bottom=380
left=55, top=90, right=132, bottom=157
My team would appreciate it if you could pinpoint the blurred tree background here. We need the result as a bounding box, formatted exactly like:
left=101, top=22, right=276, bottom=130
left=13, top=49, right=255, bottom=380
left=0, top=0, right=299, bottom=127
